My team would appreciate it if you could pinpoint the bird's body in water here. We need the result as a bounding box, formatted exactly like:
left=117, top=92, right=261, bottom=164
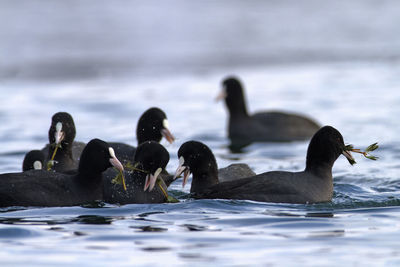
left=219, top=77, right=320, bottom=150
left=175, top=126, right=356, bottom=204
left=1, top=139, right=125, bottom=207
left=103, top=141, right=170, bottom=204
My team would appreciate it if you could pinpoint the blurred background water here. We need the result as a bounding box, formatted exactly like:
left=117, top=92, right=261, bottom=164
left=1, top=0, right=400, bottom=266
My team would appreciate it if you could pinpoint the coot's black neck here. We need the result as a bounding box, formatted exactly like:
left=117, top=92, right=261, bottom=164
left=304, top=133, right=339, bottom=179
left=191, top=171, right=219, bottom=195
left=305, top=162, right=333, bottom=179
left=225, top=88, right=249, bottom=118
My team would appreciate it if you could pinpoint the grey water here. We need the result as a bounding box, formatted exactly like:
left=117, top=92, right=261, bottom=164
left=1, top=1, right=400, bottom=266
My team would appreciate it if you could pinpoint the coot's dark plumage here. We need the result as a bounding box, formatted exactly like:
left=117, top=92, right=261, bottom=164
left=22, top=150, right=45, bottom=171
left=108, top=107, right=175, bottom=164
left=103, top=141, right=170, bottom=204
left=40, top=112, right=85, bottom=172
left=218, top=163, right=256, bottom=182
left=219, top=77, right=320, bottom=149
left=0, top=139, right=125, bottom=207
left=174, top=126, right=355, bottom=204
left=174, top=149, right=255, bottom=192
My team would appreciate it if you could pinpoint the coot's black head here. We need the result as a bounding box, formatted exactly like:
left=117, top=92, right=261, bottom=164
left=220, top=76, right=248, bottom=116
left=174, top=141, right=218, bottom=192
left=79, top=139, right=124, bottom=177
left=305, top=126, right=354, bottom=172
left=48, top=112, right=76, bottom=147
left=136, top=107, right=175, bottom=145
left=22, top=150, right=45, bottom=171
left=134, top=141, right=170, bottom=191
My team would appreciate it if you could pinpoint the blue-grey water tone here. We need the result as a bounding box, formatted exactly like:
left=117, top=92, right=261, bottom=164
left=1, top=1, right=400, bottom=266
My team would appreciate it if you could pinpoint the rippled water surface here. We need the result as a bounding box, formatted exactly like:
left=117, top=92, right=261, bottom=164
left=1, top=1, right=400, bottom=266
left=1, top=63, right=399, bottom=266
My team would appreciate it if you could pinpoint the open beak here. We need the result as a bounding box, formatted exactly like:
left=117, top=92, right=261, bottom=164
left=54, top=122, right=65, bottom=145
left=161, top=119, right=175, bottom=144
left=181, top=168, right=191, bottom=188
left=342, top=150, right=356, bottom=165
left=144, top=167, right=163, bottom=192
left=174, top=156, right=191, bottom=188
left=109, top=148, right=127, bottom=191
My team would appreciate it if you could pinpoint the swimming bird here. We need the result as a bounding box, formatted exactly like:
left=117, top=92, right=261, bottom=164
left=0, top=139, right=125, bottom=207
left=174, top=126, right=355, bottom=204
left=170, top=162, right=255, bottom=187
left=218, top=76, right=320, bottom=150
left=40, top=112, right=86, bottom=172
left=103, top=141, right=170, bottom=204
left=22, top=150, right=45, bottom=171
left=108, top=107, right=175, bottom=164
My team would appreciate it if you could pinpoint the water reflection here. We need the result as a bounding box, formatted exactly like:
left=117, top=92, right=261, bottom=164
left=307, top=230, right=345, bottom=238
left=141, top=247, right=172, bottom=252
left=305, top=212, right=335, bottom=218
left=181, top=224, right=209, bottom=232
left=178, top=253, right=216, bottom=261
left=0, top=217, right=67, bottom=225
left=138, top=211, right=165, bottom=218
left=73, top=215, right=114, bottom=225
left=133, top=226, right=168, bottom=232
left=80, top=201, right=107, bottom=209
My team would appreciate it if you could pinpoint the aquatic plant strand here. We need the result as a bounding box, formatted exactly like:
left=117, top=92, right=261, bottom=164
left=111, top=171, right=127, bottom=191
left=113, top=162, right=167, bottom=194
left=156, top=179, right=169, bottom=199
left=344, top=142, right=379, bottom=164
left=125, top=162, right=149, bottom=174
left=46, top=143, right=61, bottom=171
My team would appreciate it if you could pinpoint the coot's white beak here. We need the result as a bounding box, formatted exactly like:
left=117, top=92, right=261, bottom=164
left=109, top=147, right=124, bottom=172
left=33, top=160, right=42, bottom=170
left=215, top=85, right=227, bottom=102
left=55, top=122, right=65, bottom=144
left=109, top=147, right=126, bottom=191
left=174, top=156, right=191, bottom=188
left=144, top=167, right=163, bottom=192
left=161, top=119, right=175, bottom=144
left=48, top=122, right=65, bottom=169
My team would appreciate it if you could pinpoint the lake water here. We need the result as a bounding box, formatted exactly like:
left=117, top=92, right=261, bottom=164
left=1, top=1, right=400, bottom=266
